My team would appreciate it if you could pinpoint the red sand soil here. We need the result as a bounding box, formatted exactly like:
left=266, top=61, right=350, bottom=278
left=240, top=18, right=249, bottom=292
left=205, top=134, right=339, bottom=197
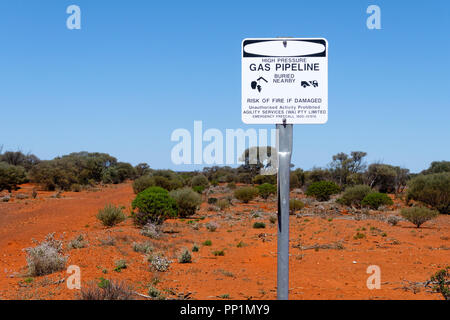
left=0, top=183, right=448, bottom=300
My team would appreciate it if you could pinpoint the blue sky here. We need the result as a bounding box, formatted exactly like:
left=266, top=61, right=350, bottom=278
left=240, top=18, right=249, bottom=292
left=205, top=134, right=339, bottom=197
left=0, top=0, right=448, bottom=173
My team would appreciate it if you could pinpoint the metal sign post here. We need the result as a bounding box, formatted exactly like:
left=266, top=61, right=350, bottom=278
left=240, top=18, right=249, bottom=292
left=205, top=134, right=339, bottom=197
left=276, top=121, right=293, bottom=300
left=241, top=38, right=328, bottom=300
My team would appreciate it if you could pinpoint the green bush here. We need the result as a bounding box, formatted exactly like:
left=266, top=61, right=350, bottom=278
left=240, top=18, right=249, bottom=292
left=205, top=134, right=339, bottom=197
left=407, top=173, right=449, bottom=214
left=253, top=222, right=266, bottom=229
left=131, top=187, right=178, bottom=225
left=169, top=187, right=202, bottom=217
left=289, top=199, right=305, bottom=214
left=361, top=192, right=393, bottom=209
left=305, top=181, right=340, bottom=201
left=257, top=183, right=277, bottom=199
left=191, top=174, right=209, bottom=188
left=178, top=249, right=192, bottom=263
left=401, top=207, right=439, bottom=228
left=132, top=175, right=155, bottom=194
left=338, top=185, right=373, bottom=207
left=96, top=204, right=126, bottom=227
left=0, top=162, right=26, bottom=192
left=234, top=187, right=258, bottom=203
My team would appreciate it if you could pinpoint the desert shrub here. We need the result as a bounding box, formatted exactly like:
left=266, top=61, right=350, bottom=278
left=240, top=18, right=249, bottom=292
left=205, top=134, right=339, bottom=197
left=67, top=234, right=88, bottom=249
left=148, top=286, right=164, bottom=299
left=212, top=250, right=225, bottom=256
left=361, top=192, right=393, bottom=209
left=96, top=204, right=126, bottom=227
left=428, top=267, right=450, bottom=300
left=401, top=207, right=439, bottom=228
left=290, top=172, right=301, bottom=189
left=208, top=197, right=218, bottom=204
left=79, top=279, right=134, bottom=300
left=140, top=222, right=161, bottom=239
left=206, top=222, right=218, bottom=232
left=178, top=249, right=192, bottom=263
left=191, top=174, right=209, bottom=188
left=305, top=181, right=340, bottom=201
left=169, top=187, right=202, bottom=217
left=153, top=176, right=173, bottom=191
left=132, top=242, right=153, bottom=254
left=25, top=233, right=67, bottom=276
left=253, top=222, right=266, bottom=229
left=227, top=182, right=236, bottom=189
left=289, top=199, right=305, bottom=214
left=217, top=199, right=230, bottom=210
left=114, top=259, right=127, bottom=272
left=269, top=214, right=277, bottom=224
left=253, top=174, right=276, bottom=185
left=192, top=244, right=199, bottom=252
left=234, top=187, right=258, bottom=203
left=202, top=240, right=212, bottom=246
left=387, top=215, right=400, bottom=226
left=407, top=173, right=450, bottom=214
left=339, top=185, right=373, bottom=207
left=71, top=183, right=82, bottom=192
left=257, top=183, right=277, bottom=199
left=0, top=162, right=26, bottom=192
left=131, top=187, right=178, bottom=225
left=149, top=255, right=171, bottom=272
left=132, top=175, right=155, bottom=194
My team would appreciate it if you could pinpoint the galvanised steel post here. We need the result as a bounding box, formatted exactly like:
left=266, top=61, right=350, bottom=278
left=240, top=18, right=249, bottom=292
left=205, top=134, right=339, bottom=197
left=276, top=122, right=293, bottom=300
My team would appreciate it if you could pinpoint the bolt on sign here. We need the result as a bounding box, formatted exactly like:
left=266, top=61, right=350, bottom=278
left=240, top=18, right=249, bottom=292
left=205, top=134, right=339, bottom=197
left=241, top=38, right=328, bottom=124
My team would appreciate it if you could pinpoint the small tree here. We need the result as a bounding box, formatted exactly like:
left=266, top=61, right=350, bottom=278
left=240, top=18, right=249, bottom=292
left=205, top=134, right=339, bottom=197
left=401, top=207, right=439, bottom=228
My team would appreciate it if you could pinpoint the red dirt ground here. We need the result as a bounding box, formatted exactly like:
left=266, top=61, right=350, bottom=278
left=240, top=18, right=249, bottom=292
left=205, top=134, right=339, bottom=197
left=0, top=183, right=448, bottom=300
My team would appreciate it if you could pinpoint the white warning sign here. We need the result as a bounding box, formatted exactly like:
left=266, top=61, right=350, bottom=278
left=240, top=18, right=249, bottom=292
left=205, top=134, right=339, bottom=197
left=242, top=38, right=328, bottom=124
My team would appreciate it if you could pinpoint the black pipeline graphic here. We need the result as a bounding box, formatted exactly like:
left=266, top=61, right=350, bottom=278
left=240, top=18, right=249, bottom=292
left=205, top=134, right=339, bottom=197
left=251, top=77, right=268, bottom=92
